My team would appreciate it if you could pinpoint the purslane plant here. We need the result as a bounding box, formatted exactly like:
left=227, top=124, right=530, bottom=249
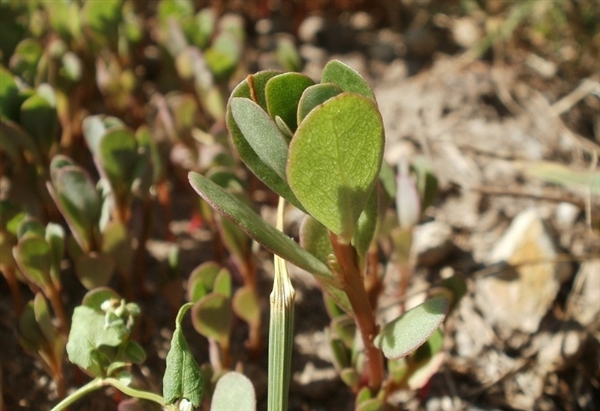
left=189, top=60, right=453, bottom=403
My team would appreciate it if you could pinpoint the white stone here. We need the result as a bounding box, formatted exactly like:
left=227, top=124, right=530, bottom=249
left=475, top=208, right=572, bottom=335
left=412, top=221, right=454, bottom=267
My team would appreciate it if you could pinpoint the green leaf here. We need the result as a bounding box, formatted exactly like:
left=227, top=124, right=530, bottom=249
left=102, top=221, right=132, bottom=275
left=0, top=66, right=19, bottom=121
left=205, top=32, right=240, bottom=81
left=66, top=305, right=123, bottom=377
left=212, top=268, right=232, bottom=298
left=49, top=157, right=102, bottom=252
left=81, top=287, right=120, bottom=310
left=275, top=36, right=302, bottom=72
left=45, top=222, right=64, bottom=286
left=374, top=297, right=449, bottom=359
left=299, top=215, right=332, bottom=264
left=352, top=186, right=379, bottom=262
left=81, top=0, right=121, bottom=44
left=321, top=60, right=375, bottom=100
left=287, top=93, right=384, bottom=242
left=227, top=71, right=306, bottom=211
left=9, top=39, right=42, bottom=84
left=188, top=172, right=334, bottom=283
left=265, top=72, right=314, bottom=133
left=230, top=97, right=289, bottom=181
left=411, top=156, right=438, bottom=211
left=187, top=262, right=220, bottom=303
left=163, top=303, right=203, bottom=407
left=193, top=8, right=215, bottom=49
left=20, top=91, right=58, bottom=156
left=297, top=83, right=343, bottom=125
left=99, top=127, right=139, bottom=200
left=191, top=293, right=232, bottom=345
left=74, top=252, right=114, bottom=290
left=210, top=372, right=256, bottom=411
left=18, top=300, right=44, bottom=351
left=232, top=285, right=260, bottom=325
left=82, top=115, right=124, bottom=159
left=217, top=209, right=252, bottom=266
left=33, top=293, right=62, bottom=359
left=13, top=235, right=52, bottom=288
left=356, top=398, right=384, bottom=411
left=124, top=340, right=146, bottom=364
left=524, top=161, right=600, bottom=197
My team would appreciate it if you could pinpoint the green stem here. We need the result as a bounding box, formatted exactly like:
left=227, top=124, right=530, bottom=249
left=50, top=377, right=103, bottom=411
left=103, top=378, right=166, bottom=405
left=50, top=377, right=167, bottom=411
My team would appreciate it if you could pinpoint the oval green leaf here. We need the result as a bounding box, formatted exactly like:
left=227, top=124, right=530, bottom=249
left=287, top=93, right=384, bottom=242
left=13, top=236, right=52, bottom=288
left=230, top=97, right=289, bottom=180
left=227, top=72, right=306, bottom=211
left=211, top=372, right=256, bottom=411
left=374, top=296, right=449, bottom=360
left=265, top=72, right=314, bottom=133
left=191, top=293, right=232, bottom=344
left=321, top=60, right=375, bottom=100
left=297, top=82, right=343, bottom=125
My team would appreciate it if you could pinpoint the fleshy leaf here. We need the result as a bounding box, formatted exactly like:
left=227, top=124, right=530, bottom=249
left=297, top=82, right=343, bottom=125
left=299, top=215, right=332, bottom=265
left=191, top=293, right=232, bottom=345
left=0, top=66, right=19, bottom=121
left=49, top=157, right=101, bottom=252
left=374, top=297, right=449, bottom=359
left=13, top=236, right=52, bottom=288
left=226, top=71, right=306, bottom=211
left=212, top=268, right=232, bottom=298
left=74, top=252, right=114, bottom=290
left=20, top=91, right=58, bottom=156
left=230, top=97, right=289, bottom=181
left=188, top=172, right=334, bottom=283
left=210, top=372, right=256, bottom=411
left=287, top=93, right=384, bottom=242
left=232, top=285, right=260, bottom=325
left=163, top=303, right=203, bottom=406
left=411, top=156, right=438, bottom=211
left=99, top=127, right=139, bottom=200
left=321, top=60, right=375, bottom=100
left=81, top=287, right=121, bottom=310
left=352, top=186, right=379, bottom=262
left=187, top=262, right=220, bottom=303
left=265, top=72, right=314, bottom=133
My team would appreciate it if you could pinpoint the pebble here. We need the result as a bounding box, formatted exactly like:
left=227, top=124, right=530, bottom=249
left=475, top=208, right=572, bottom=335
left=412, top=220, right=454, bottom=267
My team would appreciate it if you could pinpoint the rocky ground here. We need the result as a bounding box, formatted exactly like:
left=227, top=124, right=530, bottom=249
left=2, top=3, right=599, bottom=410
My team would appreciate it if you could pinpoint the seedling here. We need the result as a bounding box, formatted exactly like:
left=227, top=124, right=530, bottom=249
left=189, top=60, right=457, bottom=403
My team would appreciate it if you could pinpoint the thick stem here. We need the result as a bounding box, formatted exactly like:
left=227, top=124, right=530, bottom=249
left=329, top=233, right=384, bottom=393
left=46, top=281, right=69, bottom=336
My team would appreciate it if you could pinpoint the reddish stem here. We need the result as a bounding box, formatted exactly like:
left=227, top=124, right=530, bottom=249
left=329, top=233, right=384, bottom=393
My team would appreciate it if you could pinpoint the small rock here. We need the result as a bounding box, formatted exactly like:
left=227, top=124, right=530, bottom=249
left=293, top=362, right=339, bottom=399
left=534, top=328, right=584, bottom=372
left=475, top=208, right=572, bottom=335
left=568, top=259, right=600, bottom=327
left=451, top=16, right=483, bottom=48
left=349, top=11, right=375, bottom=31
left=412, top=221, right=454, bottom=267
left=554, top=202, right=580, bottom=229
left=298, top=15, right=325, bottom=44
